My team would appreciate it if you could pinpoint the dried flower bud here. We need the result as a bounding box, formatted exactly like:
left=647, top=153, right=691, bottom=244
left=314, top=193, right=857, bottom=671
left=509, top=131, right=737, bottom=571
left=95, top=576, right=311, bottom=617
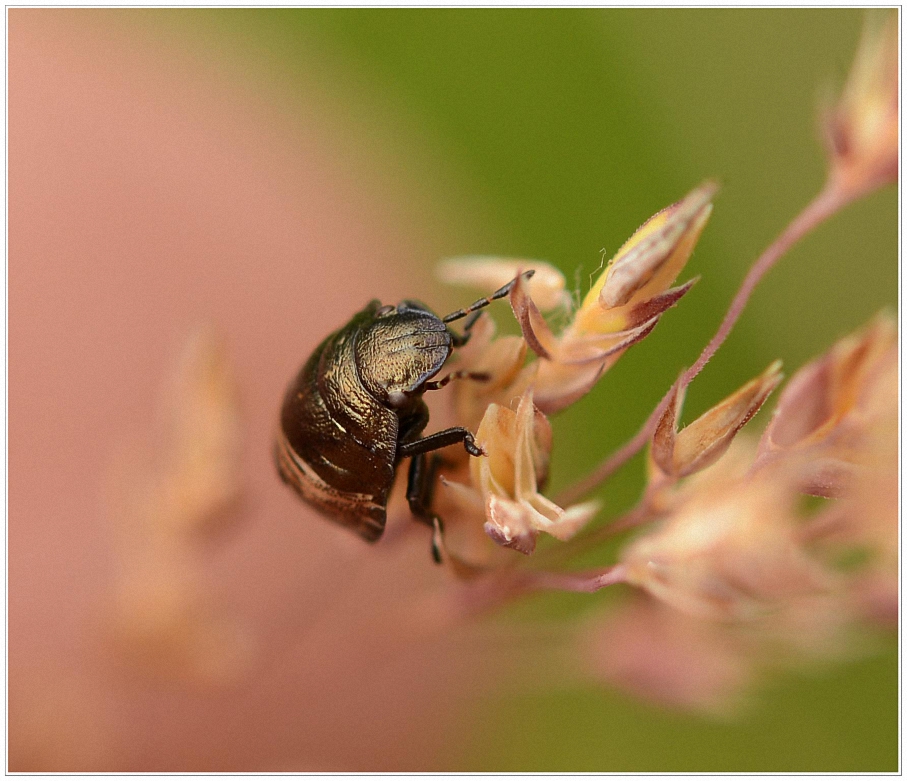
left=824, top=11, right=898, bottom=197
left=758, top=312, right=896, bottom=496
left=576, top=180, right=715, bottom=334
left=444, top=390, right=599, bottom=555
left=652, top=361, right=783, bottom=479
left=438, top=256, right=570, bottom=311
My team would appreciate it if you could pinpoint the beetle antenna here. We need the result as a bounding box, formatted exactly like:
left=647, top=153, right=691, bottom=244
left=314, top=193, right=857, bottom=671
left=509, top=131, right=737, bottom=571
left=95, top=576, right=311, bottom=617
left=442, top=269, right=535, bottom=323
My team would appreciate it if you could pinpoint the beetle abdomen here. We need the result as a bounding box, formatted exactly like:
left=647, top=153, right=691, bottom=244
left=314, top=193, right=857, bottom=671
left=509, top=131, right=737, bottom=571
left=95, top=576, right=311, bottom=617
left=278, top=308, right=399, bottom=540
left=275, top=428, right=387, bottom=541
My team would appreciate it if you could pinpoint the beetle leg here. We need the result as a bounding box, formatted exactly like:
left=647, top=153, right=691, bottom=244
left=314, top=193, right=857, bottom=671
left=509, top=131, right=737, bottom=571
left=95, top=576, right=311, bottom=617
left=397, top=426, right=484, bottom=459
left=422, top=370, right=490, bottom=391
left=397, top=400, right=430, bottom=444
left=430, top=517, right=445, bottom=565
left=406, top=453, right=445, bottom=563
left=406, top=452, right=438, bottom=522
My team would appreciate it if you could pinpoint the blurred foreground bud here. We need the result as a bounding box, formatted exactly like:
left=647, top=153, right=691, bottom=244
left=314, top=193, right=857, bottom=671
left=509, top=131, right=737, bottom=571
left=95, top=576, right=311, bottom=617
left=824, top=11, right=898, bottom=196
left=160, top=328, right=243, bottom=533
left=105, top=327, right=249, bottom=685
left=443, top=391, right=599, bottom=555
left=622, top=445, right=831, bottom=621
left=518, top=182, right=715, bottom=413
left=651, top=361, right=783, bottom=480
left=584, top=595, right=752, bottom=716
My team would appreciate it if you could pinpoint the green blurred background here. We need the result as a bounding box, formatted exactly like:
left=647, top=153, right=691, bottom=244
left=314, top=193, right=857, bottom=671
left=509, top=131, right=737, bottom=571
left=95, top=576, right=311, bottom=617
left=143, top=8, right=896, bottom=771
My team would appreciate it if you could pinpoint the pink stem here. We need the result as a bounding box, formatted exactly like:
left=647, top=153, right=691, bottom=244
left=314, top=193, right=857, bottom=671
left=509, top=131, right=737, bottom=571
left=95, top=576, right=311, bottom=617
left=556, top=182, right=851, bottom=507
left=521, top=564, right=627, bottom=594
left=554, top=381, right=677, bottom=507
left=680, top=184, right=845, bottom=385
left=455, top=564, right=627, bottom=616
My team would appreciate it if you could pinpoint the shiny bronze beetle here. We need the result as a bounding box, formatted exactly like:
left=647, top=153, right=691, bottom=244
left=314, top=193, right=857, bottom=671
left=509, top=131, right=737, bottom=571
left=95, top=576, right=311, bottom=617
left=275, top=271, right=533, bottom=560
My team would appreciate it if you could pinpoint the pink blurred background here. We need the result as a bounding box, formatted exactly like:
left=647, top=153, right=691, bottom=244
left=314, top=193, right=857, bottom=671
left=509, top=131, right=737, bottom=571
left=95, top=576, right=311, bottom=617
left=9, top=9, right=499, bottom=771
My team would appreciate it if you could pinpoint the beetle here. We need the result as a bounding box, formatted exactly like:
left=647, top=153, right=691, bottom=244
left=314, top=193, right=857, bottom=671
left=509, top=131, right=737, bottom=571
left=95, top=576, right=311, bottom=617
left=275, top=270, right=534, bottom=561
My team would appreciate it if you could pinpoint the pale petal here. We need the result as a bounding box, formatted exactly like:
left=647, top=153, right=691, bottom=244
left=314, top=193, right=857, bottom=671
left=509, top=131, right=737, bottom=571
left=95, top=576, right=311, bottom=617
left=472, top=403, right=518, bottom=498
left=484, top=494, right=537, bottom=554
left=536, top=499, right=600, bottom=541
left=437, top=256, right=570, bottom=311
left=512, top=390, right=544, bottom=498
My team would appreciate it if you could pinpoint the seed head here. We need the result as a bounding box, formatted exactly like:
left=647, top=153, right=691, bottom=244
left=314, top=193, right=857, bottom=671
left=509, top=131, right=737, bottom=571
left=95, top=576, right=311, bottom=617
left=824, top=11, right=898, bottom=197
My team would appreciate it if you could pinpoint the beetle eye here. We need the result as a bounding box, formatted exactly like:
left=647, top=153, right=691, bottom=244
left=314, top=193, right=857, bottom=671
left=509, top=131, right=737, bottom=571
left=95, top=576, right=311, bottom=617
left=376, top=305, right=395, bottom=317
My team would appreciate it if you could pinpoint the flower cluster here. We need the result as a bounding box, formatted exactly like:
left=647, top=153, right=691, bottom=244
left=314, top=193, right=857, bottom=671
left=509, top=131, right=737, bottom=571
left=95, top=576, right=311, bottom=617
left=422, top=13, right=898, bottom=712
left=431, top=181, right=716, bottom=563
left=436, top=254, right=896, bottom=714
left=587, top=312, right=897, bottom=713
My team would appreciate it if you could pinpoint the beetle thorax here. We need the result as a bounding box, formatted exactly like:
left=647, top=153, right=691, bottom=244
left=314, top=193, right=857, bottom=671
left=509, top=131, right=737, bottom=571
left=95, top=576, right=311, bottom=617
left=355, top=303, right=453, bottom=407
